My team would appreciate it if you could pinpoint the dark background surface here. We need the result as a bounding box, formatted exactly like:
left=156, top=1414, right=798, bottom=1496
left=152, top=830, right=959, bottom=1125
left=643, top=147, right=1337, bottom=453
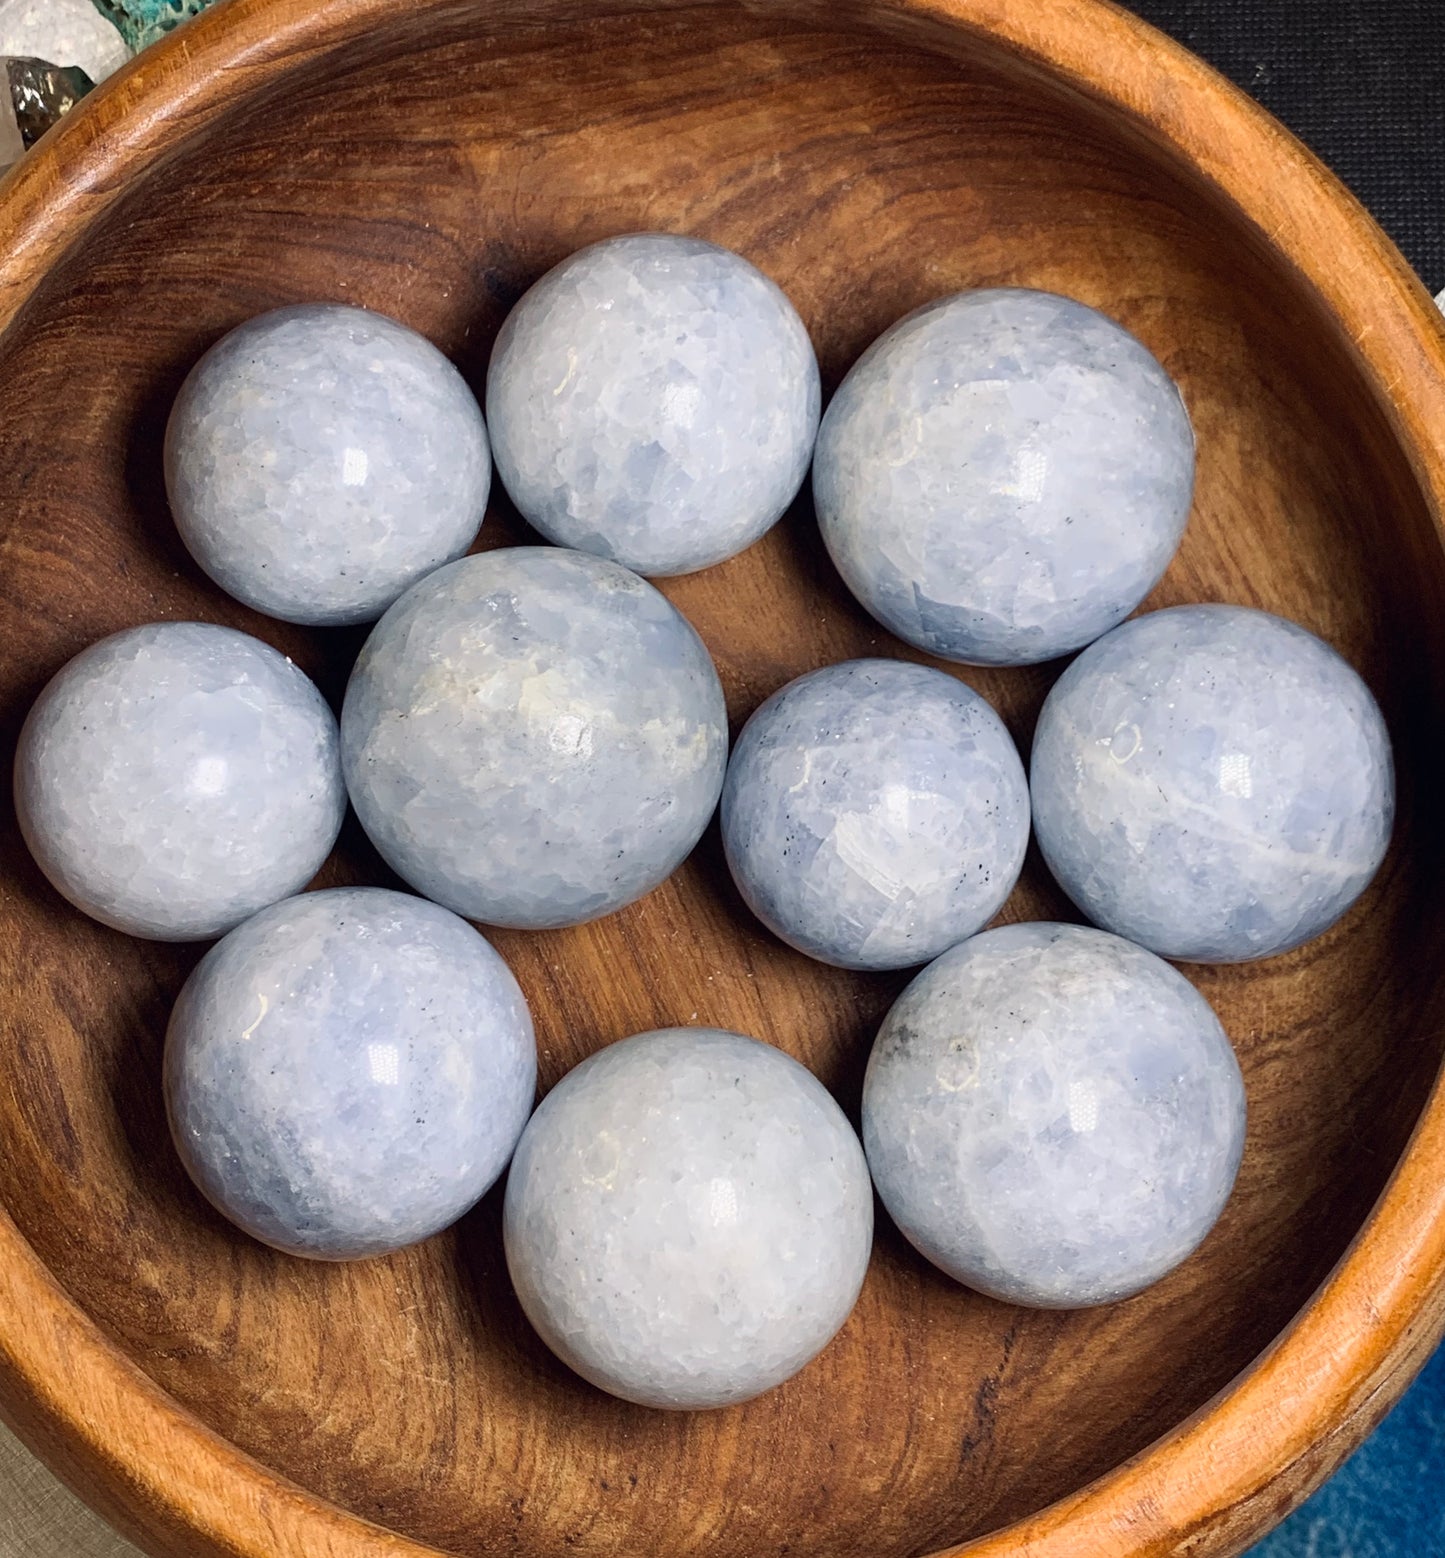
left=1126, top=0, right=1445, bottom=294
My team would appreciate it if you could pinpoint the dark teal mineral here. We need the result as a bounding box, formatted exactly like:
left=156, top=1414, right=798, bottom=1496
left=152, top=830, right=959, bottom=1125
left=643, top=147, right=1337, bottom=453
left=90, top=0, right=217, bottom=53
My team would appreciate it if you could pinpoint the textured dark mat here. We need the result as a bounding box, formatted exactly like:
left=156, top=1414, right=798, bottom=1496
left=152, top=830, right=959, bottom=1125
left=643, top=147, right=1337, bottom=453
left=1128, top=0, right=1445, bottom=292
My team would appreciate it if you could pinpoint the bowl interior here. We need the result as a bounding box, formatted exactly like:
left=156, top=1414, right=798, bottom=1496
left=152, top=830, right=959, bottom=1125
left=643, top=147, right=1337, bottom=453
left=2, top=5, right=1444, bottom=1555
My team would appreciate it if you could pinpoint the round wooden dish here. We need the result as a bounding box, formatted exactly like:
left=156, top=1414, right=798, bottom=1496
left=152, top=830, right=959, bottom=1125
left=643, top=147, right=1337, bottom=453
left=2, top=0, right=1445, bottom=1554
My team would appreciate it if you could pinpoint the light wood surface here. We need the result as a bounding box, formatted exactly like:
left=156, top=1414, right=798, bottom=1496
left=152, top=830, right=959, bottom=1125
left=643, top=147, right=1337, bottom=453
left=2, top=1, right=1445, bottom=1555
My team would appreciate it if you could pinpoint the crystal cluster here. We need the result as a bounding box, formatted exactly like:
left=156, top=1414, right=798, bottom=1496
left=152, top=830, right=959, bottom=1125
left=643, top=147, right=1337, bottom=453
left=91, top=0, right=214, bottom=53
left=0, top=0, right=128, bottom=81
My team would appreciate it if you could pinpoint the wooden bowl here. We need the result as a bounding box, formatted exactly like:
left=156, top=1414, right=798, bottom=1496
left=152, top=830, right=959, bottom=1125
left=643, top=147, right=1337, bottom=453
left=3, top=1, right=1445, bottom=1554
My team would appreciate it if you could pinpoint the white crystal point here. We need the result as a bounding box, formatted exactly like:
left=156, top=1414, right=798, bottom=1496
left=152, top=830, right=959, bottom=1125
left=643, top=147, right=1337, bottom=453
left=0, top=0, right=130, bottom=81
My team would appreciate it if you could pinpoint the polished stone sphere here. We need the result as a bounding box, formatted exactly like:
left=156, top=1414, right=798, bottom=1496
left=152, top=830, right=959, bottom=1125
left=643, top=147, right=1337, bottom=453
left=863, top=922, right=1246, bottom=1307
left=487, top=233, right=820, bottom=577
left=341, top=547, right=728, bottom=929
left=813, top=287, right=1195, bottom=666
left=165, top=887, right=536, bottom=1260
left=504, top=1027, right=873, bottom=1408
left=721, top=658, right=1029, bottom=970
left=1031, top=604, right=1395, bottom=963
left=15, top=622, right=345, bottom=941
left=166, top=304, right=490, bottom=626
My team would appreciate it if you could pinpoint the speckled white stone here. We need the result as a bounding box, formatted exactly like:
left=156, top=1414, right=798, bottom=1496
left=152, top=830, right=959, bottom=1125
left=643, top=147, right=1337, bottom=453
left=813, top=288, right=1195, bottom=666
left=504, top=1027, right=872, bottom=1408
left=341, top=547, right=727, bottom=929
left=165, top=887, right=536, bottom=1260
left=0, top=0, right=129, bottom=80
left=486, top=234, right=820, bottom=577
left=165, top=305, right=490, bottom=627
left=863, top=922, right=1245, bottom=1307
left=721, top=658, right=1029, bottom=971
left=15, top=622, right=345, bottom=941
left=1031, top=605, right=1395, bottom=963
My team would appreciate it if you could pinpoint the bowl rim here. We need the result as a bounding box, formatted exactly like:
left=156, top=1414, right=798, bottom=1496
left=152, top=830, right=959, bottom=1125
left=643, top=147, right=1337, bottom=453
left=2, top=0, right=1445, bottom=1554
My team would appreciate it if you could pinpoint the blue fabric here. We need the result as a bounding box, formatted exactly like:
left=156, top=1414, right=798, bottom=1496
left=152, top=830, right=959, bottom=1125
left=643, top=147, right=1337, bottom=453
left=1245, top=1342, right=1445, bottom=1555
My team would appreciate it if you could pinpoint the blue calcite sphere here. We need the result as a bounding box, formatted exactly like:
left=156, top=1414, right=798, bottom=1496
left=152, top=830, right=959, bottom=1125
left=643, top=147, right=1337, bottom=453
left=1031, top=605, right=1395, bottom=963
left=504, top=1028, right=873, bottom=1409
left=341, top=547, right=728, bottom=929
left=813, top=288, right=1195, bottom=666
left=165, top=887, right=537, bottom=1260
left=720, top=659, right=1029, bottom=970
left=486, top=233, right=821, bottom=577
left=165, top=304, right=490, bottom=626
left=863, top=923, right=1246, bottom=1307
left=15, top=622, right=345, bottom=941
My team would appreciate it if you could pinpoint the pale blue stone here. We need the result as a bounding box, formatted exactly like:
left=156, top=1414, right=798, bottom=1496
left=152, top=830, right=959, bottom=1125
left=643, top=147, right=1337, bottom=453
left=863, top=922, right=1246, bottom=1307
left=1031, top=605, right=1395, bottom=963
left=15, top=622, right=345, bottom=941
left=165, top=304, right=490, bottom=627
left=504, top=1027, right=872, bottom=1409
left=721, top=658, right=1029, bottom=970
left=341, top=547, right=727, bottom=929
left=165, top=887, right=536, bottom=1261
left=486, top=233, right=820, bottom=577
left=813, top=288, right=1195, bottom=666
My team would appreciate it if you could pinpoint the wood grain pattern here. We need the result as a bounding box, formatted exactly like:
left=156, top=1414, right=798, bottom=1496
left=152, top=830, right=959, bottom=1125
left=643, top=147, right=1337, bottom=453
left=1, top=1, right=1445, bottom=1556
